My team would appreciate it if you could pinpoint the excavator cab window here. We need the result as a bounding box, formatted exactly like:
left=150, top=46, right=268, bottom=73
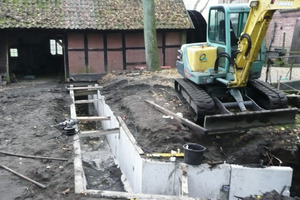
left=230, top=12, right=249, bottom=55
left=230, top=12, right=249, bottom=40
left=208, top=8, right=225, bottom=45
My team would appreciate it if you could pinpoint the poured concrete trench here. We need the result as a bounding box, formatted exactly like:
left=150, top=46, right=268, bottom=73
left=70, top=84, right=294, bottom=200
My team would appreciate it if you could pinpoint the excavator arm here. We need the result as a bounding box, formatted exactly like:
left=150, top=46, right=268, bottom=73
left=228, top=0, right=300, bottom=88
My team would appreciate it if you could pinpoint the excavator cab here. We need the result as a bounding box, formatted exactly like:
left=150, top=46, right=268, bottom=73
left=175, top=2, right=298, bottom=134
left=206, top=5, right=264, bottom=80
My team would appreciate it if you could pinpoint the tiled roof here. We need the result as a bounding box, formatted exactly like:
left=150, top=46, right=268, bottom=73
left=0, top=0, right=193, bottom=30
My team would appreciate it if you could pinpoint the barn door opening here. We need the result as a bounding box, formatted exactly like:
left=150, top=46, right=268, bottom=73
left=8, top=32, right=65, bottom=79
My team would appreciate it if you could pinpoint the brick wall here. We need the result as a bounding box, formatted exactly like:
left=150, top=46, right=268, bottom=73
left=67, top=30, right=183, bottom=76
left=68, top=32, right=86, bottom=74
left=88, top=33, right=105, bottom=73
left=218, top=0, right=300, bottom=53
left=266, top=10, right=299, bottom=52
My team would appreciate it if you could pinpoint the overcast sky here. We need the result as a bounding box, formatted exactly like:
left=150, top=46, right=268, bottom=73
left=182, top=0, right=218, bottom=20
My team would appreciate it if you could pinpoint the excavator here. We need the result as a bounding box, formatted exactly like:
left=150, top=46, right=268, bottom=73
left=175, top=0, right=300, bottom=134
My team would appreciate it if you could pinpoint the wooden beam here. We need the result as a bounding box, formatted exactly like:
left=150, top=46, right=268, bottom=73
left=77, top=116, right=110, bottom=121
left=75, top=98, right=104, bottom=104
left=5, top=35, right=10, bottom=83
left=0, top=151, right=68, bottom=161
left=73, top=134, right=86, bottom=193
left=117, top=116, right=144, bottom=155
left=74, top=90, right=97, bottom=97
left=70, top=85, right=87, bottom=193
left=80, top=128, right=119, bottom=137
left=0, top=164, right=47, bottom=189
left=69, top=85, right=77, bottom=119
left=145, top=100, right=207, bottom=135
left=181, top=165, right=189, bottom=197
left=85, top=189, right=202, bottom=200
left=146, top=153, right=184, bottom=158
left=67, top=86, right=103, bottom=90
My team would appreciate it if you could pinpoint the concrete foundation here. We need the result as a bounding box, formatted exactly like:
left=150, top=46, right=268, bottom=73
left=72, top=86, right=294, bottom=199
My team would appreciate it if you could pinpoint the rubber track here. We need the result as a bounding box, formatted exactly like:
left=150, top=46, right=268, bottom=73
left=175, top=78, right=216, bottom=123
left=248, top=79, right=288, bottom=109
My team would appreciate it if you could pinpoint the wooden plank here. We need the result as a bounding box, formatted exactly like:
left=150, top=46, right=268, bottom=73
left=80, top=128, right=119, bottom=137
left=117, top=116, right=144, bottom=155
left=0, top=151, right=68, bottom=161
left=73, top=134, right=86, bottom=193
left=0, top=164, right=47, bottom=189
left=77, top=116, right=110, bottom=121
left=70, top=86, right=86, bottom=193
left=181, top=165, right=189, bottom=196
left=145, top=100, right=207, bottom=135
left=67, top=86, right=103, bottom=90
left=146, top=153, right=184, bottom=158
left=69, top=85, right=77, bottom=119
left=74, top=90, right=97, bottom=97
left=75, top=98, right=104, bottom=104
left=85, top=189, right=202, bottom=200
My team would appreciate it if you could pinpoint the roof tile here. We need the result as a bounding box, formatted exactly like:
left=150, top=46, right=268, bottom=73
left=0, top=0, right=193, bottom=30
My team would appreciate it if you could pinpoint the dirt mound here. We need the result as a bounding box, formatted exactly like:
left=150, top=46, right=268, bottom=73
left=99, top=69, right=300, bottom=197
left=243, top=190, right=300, bottom=200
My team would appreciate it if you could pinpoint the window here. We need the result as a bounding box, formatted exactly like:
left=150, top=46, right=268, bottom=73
left=230, top=12, right=249, bottom=38
left=10, top=48, right=18, bottom=57
left=208, top=8, right=225, bottom=44
left=50, top=39, right=63, bottom=55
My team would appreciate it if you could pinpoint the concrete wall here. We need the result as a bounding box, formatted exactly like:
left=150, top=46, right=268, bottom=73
left=94, top=92, right=294, bottom=200
left=229, top=165, right=293, bottom=199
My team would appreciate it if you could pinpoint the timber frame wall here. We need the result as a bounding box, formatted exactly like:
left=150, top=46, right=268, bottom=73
left=0, top=29, right=185, bottom=81
left=67, top=30, right=184, bottom=76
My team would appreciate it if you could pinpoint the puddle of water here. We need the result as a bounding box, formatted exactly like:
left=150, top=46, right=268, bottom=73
left=80, top=136, right=124, bottom=191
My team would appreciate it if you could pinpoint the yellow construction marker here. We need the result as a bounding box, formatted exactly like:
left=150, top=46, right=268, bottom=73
left=146, top=153, right=184, bottom=158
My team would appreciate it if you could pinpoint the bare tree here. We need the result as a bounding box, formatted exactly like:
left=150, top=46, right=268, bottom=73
left=193, top=0, right=209, bottom=13
left=193, top=0, right=201, bottom=10
left=199, top=0, right=209, bottom=13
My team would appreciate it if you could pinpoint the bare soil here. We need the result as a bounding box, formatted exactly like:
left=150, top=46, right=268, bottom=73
left=0, top=79, right=114, bottom=200
left=0, top=68, right=300, bottom=199
left=99, top=69, right=300, bottom=198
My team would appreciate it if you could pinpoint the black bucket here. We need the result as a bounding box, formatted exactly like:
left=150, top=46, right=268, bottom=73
left=183, top=143, right=206, bottom=165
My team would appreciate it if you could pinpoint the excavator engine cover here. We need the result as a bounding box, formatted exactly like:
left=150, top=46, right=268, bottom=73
left=187, top=45, right=217, bottom=72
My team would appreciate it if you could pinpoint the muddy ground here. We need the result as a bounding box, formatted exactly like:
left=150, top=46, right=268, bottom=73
left=0, top=79, right=117, bottom=200
left=0, top=68, right=300, bottom=199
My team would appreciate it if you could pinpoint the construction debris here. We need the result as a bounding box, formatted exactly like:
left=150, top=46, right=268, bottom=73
left=0, top=151, right=68, bottom=161
left=0, top=164, right=47, bottom=189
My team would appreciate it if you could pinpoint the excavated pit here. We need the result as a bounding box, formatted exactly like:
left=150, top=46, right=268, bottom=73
left=98, top=70, right=300, bottom=197
left=75, top=94, right=125, bottom=192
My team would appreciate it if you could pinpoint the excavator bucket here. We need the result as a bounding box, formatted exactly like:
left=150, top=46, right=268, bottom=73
left=203, top=108, right=298, bottom=134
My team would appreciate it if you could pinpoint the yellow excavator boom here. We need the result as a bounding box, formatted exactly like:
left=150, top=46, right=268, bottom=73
left=228, top=0, right=300, bottom=88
